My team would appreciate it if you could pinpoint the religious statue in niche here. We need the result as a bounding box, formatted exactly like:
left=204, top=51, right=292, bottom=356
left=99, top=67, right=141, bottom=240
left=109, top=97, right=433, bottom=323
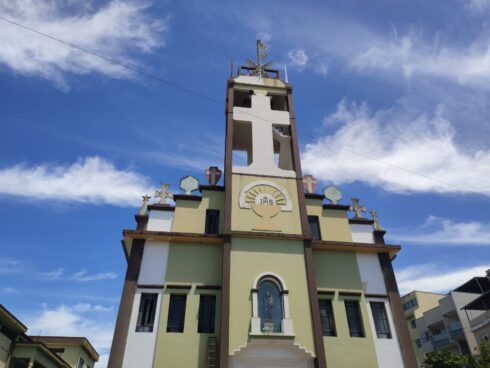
left=258, top=280, right=283, bottom=333
left=238, top=180, right=292, bottom=232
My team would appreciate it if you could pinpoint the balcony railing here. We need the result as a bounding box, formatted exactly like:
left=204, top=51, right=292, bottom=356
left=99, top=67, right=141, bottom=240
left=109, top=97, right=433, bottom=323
left=432, top=330, right=451, bottom=349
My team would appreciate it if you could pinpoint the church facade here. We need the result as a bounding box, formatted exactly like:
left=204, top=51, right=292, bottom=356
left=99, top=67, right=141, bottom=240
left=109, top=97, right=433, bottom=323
left=108, top=43, right=417, bottom=368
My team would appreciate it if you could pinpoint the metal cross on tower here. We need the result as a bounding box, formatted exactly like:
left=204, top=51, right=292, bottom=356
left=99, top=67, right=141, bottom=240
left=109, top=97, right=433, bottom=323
left=245, top=39, right=273, bottom=78
left=138, top=194, right=152, bottom=215
left=350, top=197, right=367, bottom=218
left=154, top=183, right=173, bottom=204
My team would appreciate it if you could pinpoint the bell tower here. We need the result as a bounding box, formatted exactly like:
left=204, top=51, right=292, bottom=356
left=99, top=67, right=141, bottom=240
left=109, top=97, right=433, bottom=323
left=220, top=40, right=325, bottom=368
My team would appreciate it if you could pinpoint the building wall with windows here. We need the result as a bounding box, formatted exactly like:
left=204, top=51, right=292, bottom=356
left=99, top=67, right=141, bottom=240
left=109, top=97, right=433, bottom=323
left=109, top=57, right=417, bottom=368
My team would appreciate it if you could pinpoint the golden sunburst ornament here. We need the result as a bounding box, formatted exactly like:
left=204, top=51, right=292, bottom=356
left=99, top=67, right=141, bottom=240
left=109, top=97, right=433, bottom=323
left=239, top=181, right=292, bottom=231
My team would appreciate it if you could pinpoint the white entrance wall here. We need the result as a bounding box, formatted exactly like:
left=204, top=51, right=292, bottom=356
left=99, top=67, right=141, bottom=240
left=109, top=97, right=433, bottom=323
left=356, top=253, right=404, bottom=368
left=138, top=240, right=169, bottom=285
left=230, top=339, right=315, bottom=368
left=350, top=223, right=375, bottom=243
left=146, top=209, right=173, bottom=231
left=122, top=288, right=163, bottom=368
left=366, top=297, right=405, bottom=368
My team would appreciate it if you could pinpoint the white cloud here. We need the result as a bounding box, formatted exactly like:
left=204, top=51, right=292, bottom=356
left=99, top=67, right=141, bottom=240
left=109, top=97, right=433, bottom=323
left=0, top=0, right=167, bottom=88
left=315, top=63, right=329, bottom=76
left=353, top=28, right=490, bottom=88
left=287, top=49, right=308, bottom=69
left=72, top=268, right=117, bottom=282
left=0, top=156, right=154, bottom=206
left=301, top=100, right=490, bottom=196
left=71, top=303, right=113, bottom=313
left=41, top=267, right=65, bottom=280
left=396, top=264, right=488, bottom=295
left=0, top=258, right=25, bottom=274
left=0, top=287, right=18, bottom=295
left=393, top=216, right=490, bottom=246
left=26, top=303, right=115, bottom=367
left=464, top=0, right=490, bottom=13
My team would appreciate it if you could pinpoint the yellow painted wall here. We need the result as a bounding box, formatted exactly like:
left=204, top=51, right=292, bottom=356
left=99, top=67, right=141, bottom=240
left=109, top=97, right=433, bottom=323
left=228, top=238, right=315, bottom=356
left=171, top=190, right=224, bottom=234
left=306, top=199, right=352, bottom=242
left=314, top=250, right=378, bottom=368
left=56, top=346, right=95, bottom=368
left=154, top=243, right=222, bottom=368
left=12, top=347, right=60, bottom=368
left=231, top=175, right=302, bottom=234
left=0, top=332, right=11, bottom=368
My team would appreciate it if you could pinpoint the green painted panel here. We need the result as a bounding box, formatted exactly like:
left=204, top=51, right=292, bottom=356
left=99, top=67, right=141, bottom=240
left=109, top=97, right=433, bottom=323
left=321, top=293, right=378, bottom=368
left=154, top=243, right=222, bottom=367
left=165, top=243, right=222, bottom=284
left=228, top=238, right=315, bottom=356
left=314, top=251, right=362, bottom=291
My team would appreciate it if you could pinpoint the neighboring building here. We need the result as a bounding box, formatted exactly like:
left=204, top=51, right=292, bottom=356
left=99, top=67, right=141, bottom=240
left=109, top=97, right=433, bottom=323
left=108, top=41, right=417, bottom=368
left=402, top=291, right=444, bottom=365
left=406, top=272, right=490, bottom=364
left=0, top=304, right=98, bottom=368
left=460, top=272, right=490, bottom=346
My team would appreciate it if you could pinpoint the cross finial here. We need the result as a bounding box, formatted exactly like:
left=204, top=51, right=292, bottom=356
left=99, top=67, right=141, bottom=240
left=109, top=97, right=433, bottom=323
left=154, top=183, right=173, bottom=204
left=370, top=209, right=382, bottom=231
left=350, top=197, right=367, bottom=218
left=245, top=39, right=273, bottom=78
left=138, top=194, right=151, bottom=215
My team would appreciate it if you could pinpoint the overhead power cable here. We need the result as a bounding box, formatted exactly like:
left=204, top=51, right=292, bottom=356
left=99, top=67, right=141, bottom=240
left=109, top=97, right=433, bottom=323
left=0, top=16, right=488, bottom=197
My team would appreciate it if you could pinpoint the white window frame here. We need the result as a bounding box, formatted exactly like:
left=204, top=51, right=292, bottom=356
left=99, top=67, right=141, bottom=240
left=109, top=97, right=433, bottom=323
left=250, top=272, right=293, bottom=335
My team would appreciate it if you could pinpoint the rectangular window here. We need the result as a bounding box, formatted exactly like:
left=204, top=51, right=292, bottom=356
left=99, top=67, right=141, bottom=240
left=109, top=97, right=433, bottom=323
left=167, top=295, right=187, bottom=333
left=308, top=216, right=322, bottom=240
left=370, top=302, right=392, bottom=339
left=416, top=338, right=422, bottom=348
left=345, top=300, right=365, bottom=337
left=77, top=357, right=85, bottom=368
left=205, top=210, right=220, bottom=235
left=136, top=293, right=158, bottom=332
left=411, top=319, right=417, bottom=329
left=198, top=295, right=216, bottom=333
left=319, top=299, right=336, bottom=336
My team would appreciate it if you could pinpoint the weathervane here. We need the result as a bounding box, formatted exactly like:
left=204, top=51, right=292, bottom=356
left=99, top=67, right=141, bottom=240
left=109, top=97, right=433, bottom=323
left=154, top=183, right=173, bottom=204
left=245, top=39, right=273, bottom=78
left=370, top=209, right=382, bottom=231
left=138, top=194, right=151, bottom=215
left=350, top=197, right=367, bottom=218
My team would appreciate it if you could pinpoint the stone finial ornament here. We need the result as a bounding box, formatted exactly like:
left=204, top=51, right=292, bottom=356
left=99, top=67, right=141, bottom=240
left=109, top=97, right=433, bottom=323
left=154, top=183, right=173, bottom=204
left=205, top=166, right=222, bottom=186
left=324, top=186, right=342, bottom=204
left=371, top=210, right=382, bottom=231
left=138, top=194, right=151, bottom=215
left=350, top=197, right=367, bottom=218
left=303, top=175, right=318, bottom=194
left=245, top=39, right=273, bottom=78
left=180, top=176, right=199, bottom=195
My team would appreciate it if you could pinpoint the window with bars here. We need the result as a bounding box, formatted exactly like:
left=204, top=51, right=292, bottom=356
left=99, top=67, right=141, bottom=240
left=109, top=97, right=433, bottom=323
left=308, top=216, right=322, bottom=240
left=198, top=295, right=216, bottom=333
left=319, top=299, right=336, bottom=336
left=167, top=294, right=187, bottom=333
left=345, top=300, right=365, bottom=337
left=136, top=293, right=157, bottom=332
left=205, top=209, right=220, bottom=235
left=370, top=302, right=392, bottom=339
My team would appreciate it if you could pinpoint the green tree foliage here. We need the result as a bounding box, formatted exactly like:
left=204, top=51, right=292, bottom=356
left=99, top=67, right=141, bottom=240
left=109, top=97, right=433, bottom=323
left=422, top=341, right=490, bottom=368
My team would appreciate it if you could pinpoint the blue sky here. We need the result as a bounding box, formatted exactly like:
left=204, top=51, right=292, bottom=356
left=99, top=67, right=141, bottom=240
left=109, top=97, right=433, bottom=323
left=1, top=0, right=490, bottom=365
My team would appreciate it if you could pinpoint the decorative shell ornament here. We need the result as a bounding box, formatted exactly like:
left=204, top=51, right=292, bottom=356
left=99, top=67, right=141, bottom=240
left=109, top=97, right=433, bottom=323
left=179, top=175, right=199, bottom=195
left=205, top=166, right=222, bottom=186
left=324, top=186, right=342, bottom=204
left=238, top=180, right=292, bottom=232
